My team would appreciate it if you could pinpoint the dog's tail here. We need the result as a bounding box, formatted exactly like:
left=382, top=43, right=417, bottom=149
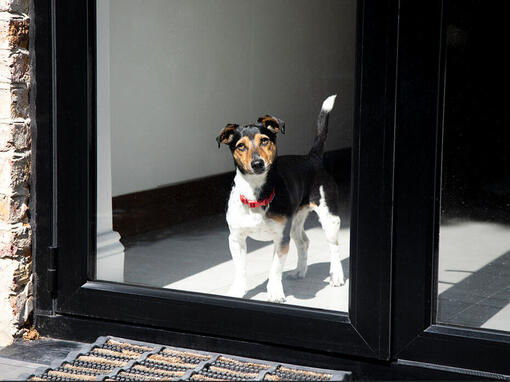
left=309, top=94, right=337, bottom=159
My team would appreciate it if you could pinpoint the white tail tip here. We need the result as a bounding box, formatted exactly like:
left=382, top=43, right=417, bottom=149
left=321, top=94, right=337, bottom=113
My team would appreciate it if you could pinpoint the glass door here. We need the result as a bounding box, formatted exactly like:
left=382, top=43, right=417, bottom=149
left=393, top=0, right=510, bottom=376
left=36, top=0, right=397, bottom=361
left=95, top=0, right=356, bottom=313
left=437, top=0, right=510, bottom=332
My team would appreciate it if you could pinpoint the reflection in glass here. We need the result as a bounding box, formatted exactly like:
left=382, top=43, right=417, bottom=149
left=96, top=0, right=355, bottom=312
left=437, top=1, right=510, bottom=330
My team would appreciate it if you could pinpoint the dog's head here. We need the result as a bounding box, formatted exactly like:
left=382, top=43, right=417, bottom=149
left=216, top=115, right=285, bottom=175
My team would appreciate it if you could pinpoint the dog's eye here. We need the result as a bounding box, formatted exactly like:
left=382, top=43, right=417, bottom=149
left=236, top=143, right=247, bottom=151
left=260, top=138, right=270, bottom=146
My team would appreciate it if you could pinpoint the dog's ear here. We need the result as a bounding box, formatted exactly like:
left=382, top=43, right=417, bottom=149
left=257, top=115, right=285, bottom=134
left=216, top=123, right=239, bottom=148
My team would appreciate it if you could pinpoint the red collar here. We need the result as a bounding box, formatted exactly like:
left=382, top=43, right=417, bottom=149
left=240, top=189, right=275, bottom=208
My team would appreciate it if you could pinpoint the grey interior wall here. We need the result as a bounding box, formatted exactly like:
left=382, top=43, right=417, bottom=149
left=107, top=0, right=356, bottom=196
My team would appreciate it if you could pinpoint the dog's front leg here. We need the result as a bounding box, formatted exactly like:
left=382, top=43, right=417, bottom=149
left=267, top=240, right=289, bottom=303
left=227, top=232, right=247, bottom=298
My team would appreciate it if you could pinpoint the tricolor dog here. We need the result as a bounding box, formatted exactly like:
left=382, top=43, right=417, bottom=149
left=216, top=95, right=344, bottom=302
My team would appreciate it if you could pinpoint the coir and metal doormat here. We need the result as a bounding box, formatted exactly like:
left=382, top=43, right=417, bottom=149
left=28, top=336, right=350, bottom=381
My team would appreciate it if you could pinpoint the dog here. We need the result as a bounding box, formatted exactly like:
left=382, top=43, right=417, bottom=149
left=216, top=95, right=344, bottom=302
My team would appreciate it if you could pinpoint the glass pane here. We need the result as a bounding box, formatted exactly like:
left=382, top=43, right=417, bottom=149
left=437, top=1, right=510, bottom=330
left=96, top=0, right=356, bottom=312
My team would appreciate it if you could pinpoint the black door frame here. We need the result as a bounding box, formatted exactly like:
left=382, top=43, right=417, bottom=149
left=391, top=0, right=510, bottom=377
left=32, top=0, right=397, bottom=362
left=31, top=0, right=510, bottom=377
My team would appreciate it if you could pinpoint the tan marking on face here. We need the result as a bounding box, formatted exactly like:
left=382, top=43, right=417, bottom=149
left=254, top=134, right=276, bottom=166
left=233, top=136, right=253, bottom=172
left=279, top=242, right=290, bottom=255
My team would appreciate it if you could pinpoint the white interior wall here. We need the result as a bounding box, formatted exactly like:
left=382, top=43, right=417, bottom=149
left=106, top=0, right=356, bottom=197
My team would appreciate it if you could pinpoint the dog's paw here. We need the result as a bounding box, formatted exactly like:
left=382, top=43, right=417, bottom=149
left=267, top=293, right=286, bottom=303
left=329, top=271, right=345, bottom=287
left=227, top=280, right=247, bottom=298
left=287, top=267, right=307, bottom=280
left=267, top=280, right=286, bottom=303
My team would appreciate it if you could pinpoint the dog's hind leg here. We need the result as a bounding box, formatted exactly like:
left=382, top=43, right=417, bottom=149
left=227, top=232, right=248, bottom=298
left=288, top=208, right=310, bottom=279
left=267, top=238, right=289, bottom=303
left=313, top=186, right=345, bottom=287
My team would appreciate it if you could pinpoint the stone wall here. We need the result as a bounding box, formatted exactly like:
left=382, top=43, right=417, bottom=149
left=0, top=0, right=31, bottom=346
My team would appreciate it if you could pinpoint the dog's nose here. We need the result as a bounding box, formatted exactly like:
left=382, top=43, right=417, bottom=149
left=251, top=159, right=265, bottom=173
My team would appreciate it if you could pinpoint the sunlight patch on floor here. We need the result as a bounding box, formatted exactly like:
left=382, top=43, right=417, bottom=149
left=165, top=226, right=350, bottom=312
left=438, top=221, right=510, bottom=294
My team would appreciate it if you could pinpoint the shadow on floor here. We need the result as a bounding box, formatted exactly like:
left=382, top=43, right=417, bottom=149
left=122, top=209, right=350, bottom=288
left=245, top=258, right=350, bottom=300
left=438, top=250, right=510, bottom=328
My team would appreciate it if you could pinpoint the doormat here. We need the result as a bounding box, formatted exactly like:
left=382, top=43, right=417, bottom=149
left=28, top=336, right=350, bottom=381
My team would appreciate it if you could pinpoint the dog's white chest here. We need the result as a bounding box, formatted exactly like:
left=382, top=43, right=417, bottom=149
left=226, top=172, right=284, bottom=241
left=226, top=198, right=283, bottom=241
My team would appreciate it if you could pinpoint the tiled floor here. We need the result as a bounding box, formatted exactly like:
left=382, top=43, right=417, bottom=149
left=123, top=213, right=350, bottom=312
left=438, top=219, right=510, bottom=331
left=0, top=358, right=44, bottom=381
left=0, top=338, right=85, bottom=381
left=119, top=214, right=510, bottom=330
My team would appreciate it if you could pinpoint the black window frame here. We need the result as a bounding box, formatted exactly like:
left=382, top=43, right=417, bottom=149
left=31, top=0, right=510, bottom=377
left=32, top=0, right=398, bottom=362
left=391, top=0, right=510, bottom=377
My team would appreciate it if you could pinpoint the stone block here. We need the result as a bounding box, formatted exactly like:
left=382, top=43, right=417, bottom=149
left=0, top=0, right=29, bottom=14
left=0, top=150, right=30, bottom=193
left=10, top=85, right=28, bottom=119
left=0, top=222, right=30, bottom=258
left=0, top=193, right=28, bottom=223
left=9, top=51, right=29, bottom=83
left=0, top=121, right=31, bottom=151
left=10, top=272, right=32, bottom=326
left=7, top=17, right=28, bottom=49
left=0, top=257, right=17, bottom=346
left=0, top=85, right=10, bottom=118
